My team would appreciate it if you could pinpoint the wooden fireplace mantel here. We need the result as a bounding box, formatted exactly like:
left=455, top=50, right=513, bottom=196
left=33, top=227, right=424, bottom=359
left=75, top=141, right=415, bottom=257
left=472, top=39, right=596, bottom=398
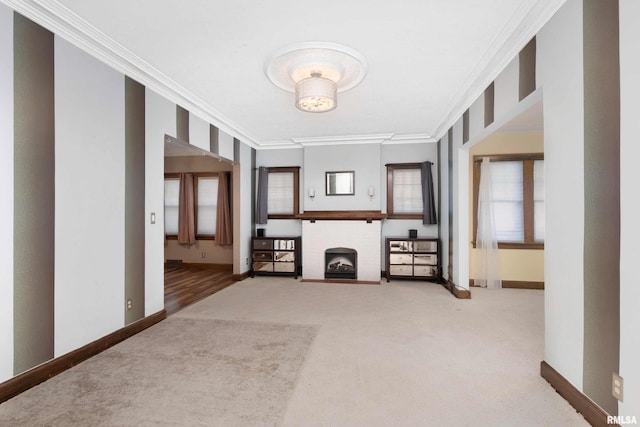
left=296, top=210, right=387, bottom=221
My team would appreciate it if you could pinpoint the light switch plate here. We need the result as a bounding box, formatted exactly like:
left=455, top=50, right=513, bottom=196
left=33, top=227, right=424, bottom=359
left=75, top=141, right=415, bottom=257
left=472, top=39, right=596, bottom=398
left=150, top=212, right=156, bottom=224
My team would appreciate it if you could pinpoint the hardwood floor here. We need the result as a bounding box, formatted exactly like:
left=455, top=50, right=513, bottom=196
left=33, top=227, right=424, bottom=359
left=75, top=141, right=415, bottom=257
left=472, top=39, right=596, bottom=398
left=164, top=264, right=236, bottom=316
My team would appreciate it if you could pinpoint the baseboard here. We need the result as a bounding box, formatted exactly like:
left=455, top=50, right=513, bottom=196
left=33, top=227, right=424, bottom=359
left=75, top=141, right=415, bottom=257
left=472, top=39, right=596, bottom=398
left=469, top=279, right=544, bottom=289
left=232, top=271, right=250, bottom=282
left=0, top=310, right=166, bottom=404
left=540, top=360, right=617, bottom=427
left=443, top=279, right=471, bottom=299
left=169, top=262, right=233, bottom=270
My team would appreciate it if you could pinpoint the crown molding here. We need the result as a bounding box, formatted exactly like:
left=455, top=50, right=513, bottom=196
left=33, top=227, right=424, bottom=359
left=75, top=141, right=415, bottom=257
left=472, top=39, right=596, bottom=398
left=385, top=134, right=437, bottom=145
left=259, top=133, right=435, bottom=149
left=1, top=0, right=262, bottom=149
left=431, top=0, right=567, bottom=140
left=294, top=133, right=394, bottom=146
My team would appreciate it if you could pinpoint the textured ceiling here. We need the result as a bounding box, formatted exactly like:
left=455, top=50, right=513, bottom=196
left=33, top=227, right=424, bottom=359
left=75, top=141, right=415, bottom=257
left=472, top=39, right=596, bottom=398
left=6, top=0, right=561, bottom=148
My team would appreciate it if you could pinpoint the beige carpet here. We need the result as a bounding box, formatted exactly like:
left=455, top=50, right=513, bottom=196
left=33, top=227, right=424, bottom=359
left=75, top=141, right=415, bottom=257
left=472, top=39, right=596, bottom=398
left=0, top=278, right=590, bottom=426
left=0, top=318, right=318, bottom=426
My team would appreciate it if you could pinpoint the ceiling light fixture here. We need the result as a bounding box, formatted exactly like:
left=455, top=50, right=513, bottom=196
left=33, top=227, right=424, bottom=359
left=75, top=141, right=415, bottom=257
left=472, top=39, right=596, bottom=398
left=295, top=71, right=337, bottom=113
left=265, top=42, right=367, bottom=113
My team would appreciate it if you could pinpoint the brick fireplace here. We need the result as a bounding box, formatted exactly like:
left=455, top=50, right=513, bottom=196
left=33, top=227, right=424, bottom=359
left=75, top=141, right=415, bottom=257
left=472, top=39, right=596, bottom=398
left=300, top=212, right=383, bottom=283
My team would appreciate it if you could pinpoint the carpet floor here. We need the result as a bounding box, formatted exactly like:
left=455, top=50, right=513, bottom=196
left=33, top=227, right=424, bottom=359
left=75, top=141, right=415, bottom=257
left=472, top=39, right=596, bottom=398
left=0, top=318, right=318, bottom=426
left=0, top=277, right=589, bottom=426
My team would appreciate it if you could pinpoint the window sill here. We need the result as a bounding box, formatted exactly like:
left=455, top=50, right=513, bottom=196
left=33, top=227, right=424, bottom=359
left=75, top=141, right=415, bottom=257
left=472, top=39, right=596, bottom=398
left=471, top=241, right=544, bottom=250
left=267, top=214, right=298, bottom=220
left=386, top=214, right=424, bottom=220
left=164, top=235, right=216, bottom=241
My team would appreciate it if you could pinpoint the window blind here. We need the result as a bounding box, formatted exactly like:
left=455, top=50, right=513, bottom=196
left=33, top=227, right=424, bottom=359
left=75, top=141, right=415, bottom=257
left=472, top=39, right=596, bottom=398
left=268, top=172, right=294, bottom=214
left=197, top=177, right=218, bottom=235
left=392, top=168, right=423, bottom=213
left=164, top=178, right=180, bottom=234
left=490, top=161, right=524, bottom=242
left=533, top=159, right=545, bottom=242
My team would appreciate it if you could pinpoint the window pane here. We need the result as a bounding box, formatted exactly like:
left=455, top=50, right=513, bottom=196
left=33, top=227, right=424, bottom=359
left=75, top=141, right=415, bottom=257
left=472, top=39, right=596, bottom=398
left=268, top=172, right=294, bottom=214
left=164, top=178, right=179, bottom=234
left=197, top=177, right=218, bottom=235
left=490, top=161, right=524, bottom=242
left=393, top=168, right=422, bottom=213
left=534, top=160, right=545, bottom=241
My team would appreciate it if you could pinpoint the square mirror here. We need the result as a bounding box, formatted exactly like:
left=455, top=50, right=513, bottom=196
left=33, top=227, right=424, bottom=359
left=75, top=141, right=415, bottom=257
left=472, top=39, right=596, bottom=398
left=325, top=171, right=355, bottom=195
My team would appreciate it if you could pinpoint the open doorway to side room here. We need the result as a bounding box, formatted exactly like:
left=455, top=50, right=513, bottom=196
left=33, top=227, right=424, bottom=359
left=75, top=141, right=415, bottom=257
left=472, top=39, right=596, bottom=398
left=467, top=99, right=544, bottom=291
left=163, top=137, right=236, bottom=315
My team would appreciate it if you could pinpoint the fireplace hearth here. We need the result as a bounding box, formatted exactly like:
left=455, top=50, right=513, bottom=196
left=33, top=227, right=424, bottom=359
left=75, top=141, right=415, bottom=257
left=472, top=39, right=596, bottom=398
left=325, top=247, right=357, bottom=280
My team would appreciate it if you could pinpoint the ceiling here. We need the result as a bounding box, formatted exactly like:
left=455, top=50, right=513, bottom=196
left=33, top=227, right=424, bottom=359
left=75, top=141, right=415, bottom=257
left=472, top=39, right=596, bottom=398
left=6, top=0, right=562, bottom=148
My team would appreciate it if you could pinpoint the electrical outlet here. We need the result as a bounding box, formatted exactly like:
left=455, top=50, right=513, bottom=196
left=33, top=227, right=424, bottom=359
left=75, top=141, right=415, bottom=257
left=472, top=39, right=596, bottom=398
left=201, top=252, right=206, bottom=258
left=126, top=299, right=132, bottom=310
left=245, top=258, right=249, bottom=265
left=612, top=372, right=624, bottom=402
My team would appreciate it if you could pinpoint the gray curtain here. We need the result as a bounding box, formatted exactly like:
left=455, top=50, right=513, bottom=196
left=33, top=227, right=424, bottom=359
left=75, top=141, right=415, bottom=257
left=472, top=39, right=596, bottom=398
left=256, top=167, right=269, bottom=224
left=178, top=173, right=196, bottom=245
left=216, top=172, right=233, bottom=245
left=421, top=161, right=437, bottom=225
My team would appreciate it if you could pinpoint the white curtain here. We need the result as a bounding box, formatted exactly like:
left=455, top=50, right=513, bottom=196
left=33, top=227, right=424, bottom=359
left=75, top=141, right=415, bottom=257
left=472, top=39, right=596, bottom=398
left=475, top=158, right=501, bottom=289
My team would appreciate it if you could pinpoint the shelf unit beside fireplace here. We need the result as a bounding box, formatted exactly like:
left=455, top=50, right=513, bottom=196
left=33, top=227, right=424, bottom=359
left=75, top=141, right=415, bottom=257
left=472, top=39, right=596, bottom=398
left=251, top=236, right=301, bottom=278
left=385, top=237, right=441, bottom=282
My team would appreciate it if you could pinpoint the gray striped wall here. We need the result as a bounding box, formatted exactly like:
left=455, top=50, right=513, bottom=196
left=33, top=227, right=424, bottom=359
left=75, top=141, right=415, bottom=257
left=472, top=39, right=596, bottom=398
left=582, top=0, right=620, bottom=415
left=444, top=3, right=622, bottom=414
left=125, top=77, right=146, bottom=325
left=13, top=12, right=55, bottom=375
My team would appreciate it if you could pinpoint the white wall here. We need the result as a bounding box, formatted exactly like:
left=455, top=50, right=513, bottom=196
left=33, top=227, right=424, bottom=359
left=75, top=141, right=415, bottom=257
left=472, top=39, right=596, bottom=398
left=304, top=144, right=381, bottom=211
left=469, top=92, right=485, bottom=139
left=233, top=142, right=254, bottom=275
left=450, top=119, right=464, bottom=287
left=145, top=88, right=175, bottom=316
left=494, top=55, right=519, bottom=120
left=439, top=133, right=450, bottom=281
left=619, top=0, right=640, bottom=417
left=188, top=112, right=210, bottom=152
left=218, top=129, right=235, bottom=161
left=0, top=2, right=14, bottom=382
left=537, top=0, right=585, bottom=389
left=54, top=37, right=126, bottom=356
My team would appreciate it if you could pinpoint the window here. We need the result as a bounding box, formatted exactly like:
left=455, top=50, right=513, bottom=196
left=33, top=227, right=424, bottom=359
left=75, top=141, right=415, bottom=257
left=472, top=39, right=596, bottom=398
left=386, top=163, right=423, bottom=219
left=267, top=167, right=300, bottom=219
left=164, top=173, right=219, bottom=239
left=473, top=154, right=544, bottom=249
left=164, top=177, right=180, bottom=235
left=195, top=175, right=218, bottom=239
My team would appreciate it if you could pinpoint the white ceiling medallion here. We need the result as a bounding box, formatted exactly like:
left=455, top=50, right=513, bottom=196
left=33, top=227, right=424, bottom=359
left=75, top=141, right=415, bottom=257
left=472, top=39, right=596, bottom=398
left=265, top=42, right=367, bottom=113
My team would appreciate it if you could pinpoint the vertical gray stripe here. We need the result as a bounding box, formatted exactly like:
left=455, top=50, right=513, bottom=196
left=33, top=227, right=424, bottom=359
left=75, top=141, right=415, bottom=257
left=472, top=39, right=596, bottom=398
left=583, top=0, right=620, bottom=416
left=176, top=105, right=189, bottom=142
left=210, top=124, right=219, bottom=154
left=233, top=138, right=240, bottom=163
left=13, top=13, right=55, bottom=375
left=447, top=128, right=453, bottom=280
left=519, top=37, right=537, bottom=101
left=462, top=109, right=469, bottom=144
left=251, top=148, right=256, bottom=227
left=484, top=82, right=495, bottom=127
left=437, top=139, right=442, bottom=240
left=124, top=77, right=145, bottom=325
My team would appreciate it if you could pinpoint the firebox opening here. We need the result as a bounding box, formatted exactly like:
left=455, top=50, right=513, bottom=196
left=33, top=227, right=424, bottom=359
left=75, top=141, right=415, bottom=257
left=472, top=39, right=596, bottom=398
left=325, top=247, right=357, bottom=280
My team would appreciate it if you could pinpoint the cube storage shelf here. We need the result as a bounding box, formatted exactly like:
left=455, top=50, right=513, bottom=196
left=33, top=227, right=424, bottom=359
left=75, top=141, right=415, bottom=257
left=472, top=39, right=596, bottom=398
left=251, top=236, right=301, bottom=278
left=385, top=237, right=441, bottom=282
